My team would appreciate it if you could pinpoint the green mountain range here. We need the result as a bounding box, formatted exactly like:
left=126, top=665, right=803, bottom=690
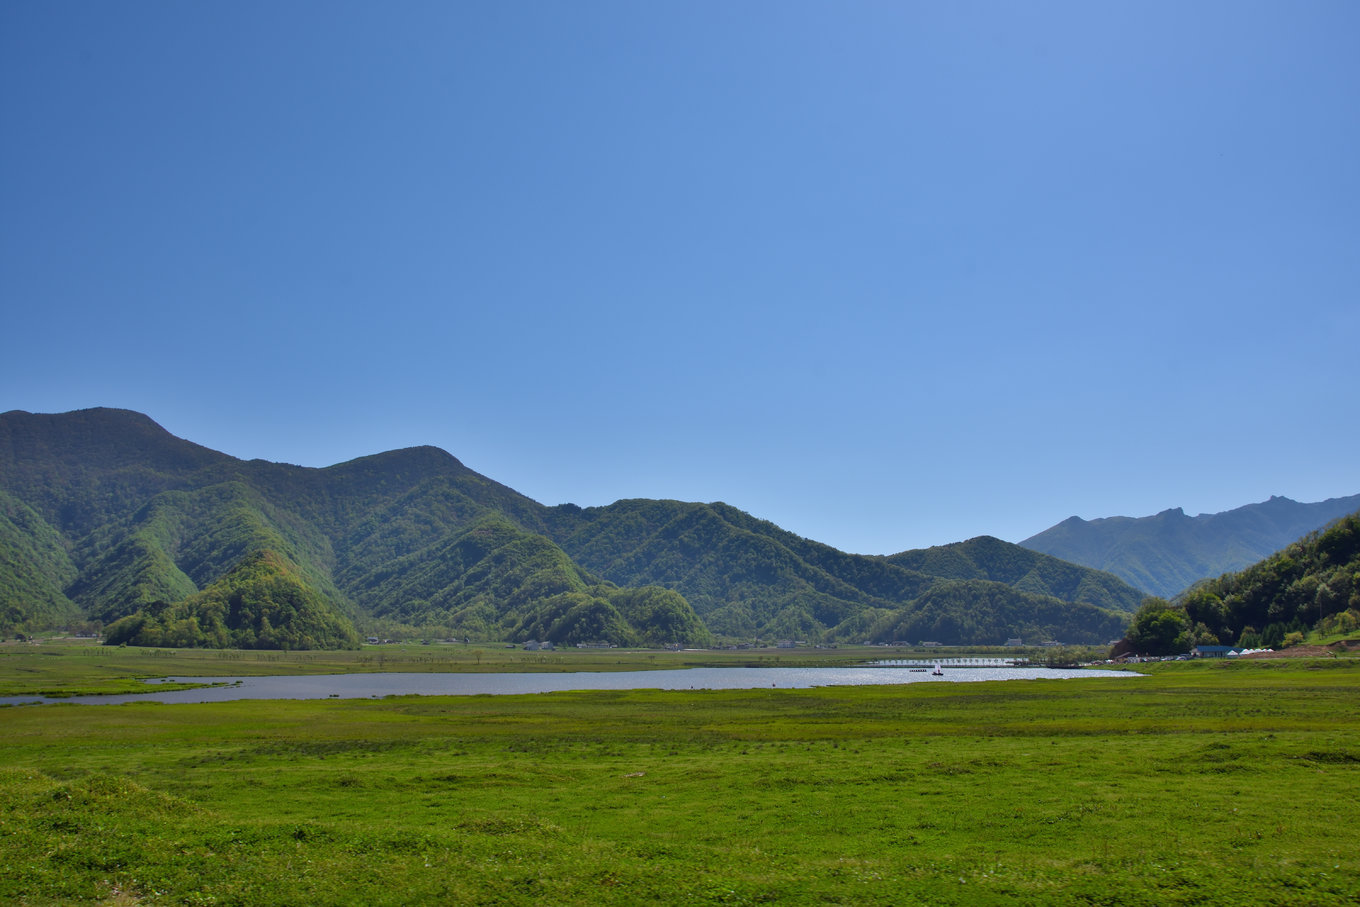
left=1020, top=494, right=1360, bottom=598
left=1, top=408, right=1146, bottom=648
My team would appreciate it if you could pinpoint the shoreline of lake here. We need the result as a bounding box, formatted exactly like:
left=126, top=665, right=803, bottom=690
left=0, top=664, right=1138, bottom=706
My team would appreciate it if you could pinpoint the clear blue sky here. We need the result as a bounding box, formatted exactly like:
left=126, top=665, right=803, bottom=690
left=3, top=2, right=1357, bottom=553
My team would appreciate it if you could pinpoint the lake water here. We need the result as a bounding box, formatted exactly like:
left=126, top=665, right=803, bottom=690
left=1, top=664, right=1137, bottom=706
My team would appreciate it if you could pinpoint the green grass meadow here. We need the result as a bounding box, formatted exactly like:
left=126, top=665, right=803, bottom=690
left=1, top=649, right=1358, bottom=905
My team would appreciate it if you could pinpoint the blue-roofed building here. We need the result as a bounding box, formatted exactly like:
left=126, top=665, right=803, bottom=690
left=1191, top=645, right=1243, bottom=658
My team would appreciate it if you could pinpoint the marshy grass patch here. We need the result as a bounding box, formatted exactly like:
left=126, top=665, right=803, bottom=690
left=0, top=658, right=1357, bottom=903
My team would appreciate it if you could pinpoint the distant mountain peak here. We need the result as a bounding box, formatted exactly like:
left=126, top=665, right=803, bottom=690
left=0, top=406, right=229, bottom=482
left=324, top=445, right=477, bottom=487
left=347, top=444, right=465, bottom=468
left=3, top=406, right=168, bottom=431
left=1022, top=493, right=1360, bottom=597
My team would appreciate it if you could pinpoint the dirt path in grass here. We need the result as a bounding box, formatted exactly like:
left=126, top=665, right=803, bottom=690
left=1243, top=640, right=1360, bottom=658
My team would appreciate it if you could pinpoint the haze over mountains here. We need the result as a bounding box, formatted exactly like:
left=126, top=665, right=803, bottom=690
left=1021, top=495, right=1360, bottom=599
left=0, top=408, right=1146, bottom=648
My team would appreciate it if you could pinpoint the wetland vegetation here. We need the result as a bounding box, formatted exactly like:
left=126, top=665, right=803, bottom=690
left=1, top=646, right=1357, bottom=904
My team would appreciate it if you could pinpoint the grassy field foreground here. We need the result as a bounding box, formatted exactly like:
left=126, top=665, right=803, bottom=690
left=1, top=659, right=1358, bottom=905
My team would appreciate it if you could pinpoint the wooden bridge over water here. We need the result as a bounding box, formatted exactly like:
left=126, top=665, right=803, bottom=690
left=867, top=657, right=1031, bottom=667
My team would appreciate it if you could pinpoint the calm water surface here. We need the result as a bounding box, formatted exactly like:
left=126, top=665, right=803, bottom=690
left=2, top=665, right=1136, bottom=706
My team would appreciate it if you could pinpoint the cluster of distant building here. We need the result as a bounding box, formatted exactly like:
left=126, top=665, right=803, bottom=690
left=1115, top=645, right=1274, bottom=663
left=1190, top=645, right=1273, bottom=658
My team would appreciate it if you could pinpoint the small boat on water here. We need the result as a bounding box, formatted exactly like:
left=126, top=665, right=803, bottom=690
left=931, top=664, right=944, bottom=676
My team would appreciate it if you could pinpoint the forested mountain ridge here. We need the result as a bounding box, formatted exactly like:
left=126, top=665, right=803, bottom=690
left=885, top=535, right=1144, bottom=612
left=1021, top=493, right=1360, bottom=598
left=2, top=408, right=1143, bottom=647
left=544, top=500, right=1137, bottom=643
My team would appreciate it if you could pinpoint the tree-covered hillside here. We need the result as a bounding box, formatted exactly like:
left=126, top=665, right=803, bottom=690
left=885, top=535, right=1144, bottom=612
left=3, top=407, right=1143, bottom=647
left=0, top=408, right=233, bottom=539
left=1118, top=512, right=1360, bottom=655
left=0, top=489, right=79, bottom=634
left=544, top=499, right=1140, bottom=644
left=0, top=410, right=711, bottom=646
left=835, top=580, right=1129, bottom=647
left=103, top=550, right=363, bottom=650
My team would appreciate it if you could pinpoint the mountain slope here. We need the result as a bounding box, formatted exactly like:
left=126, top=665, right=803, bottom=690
left=1182, top=511, right=1360, bottom=647
left=1021, top=494, right=1360, bottom=597
left=1118, top=511, right=1360, bottom=654
left=103, top=550, right=363, bottom=650
left=0, top=489, right=79, bottom=634
left=844, top=580, right=1129, bottom=647
left=4, top=407, right=1147, bottom=646
left=545, top=499, right=918, bottom=637
left=0, top=408, right=233, bottom=538
left=0, top=409, right=705, bottom=647
left=66, top=479, right=347, bottom=625
left=885, top=535, right=1144, bottom=613
left=544, top=499, right=1140, bottom=644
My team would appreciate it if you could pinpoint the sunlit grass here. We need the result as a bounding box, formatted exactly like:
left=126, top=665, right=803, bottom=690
left=2, top=659, right=1357, bottom=903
